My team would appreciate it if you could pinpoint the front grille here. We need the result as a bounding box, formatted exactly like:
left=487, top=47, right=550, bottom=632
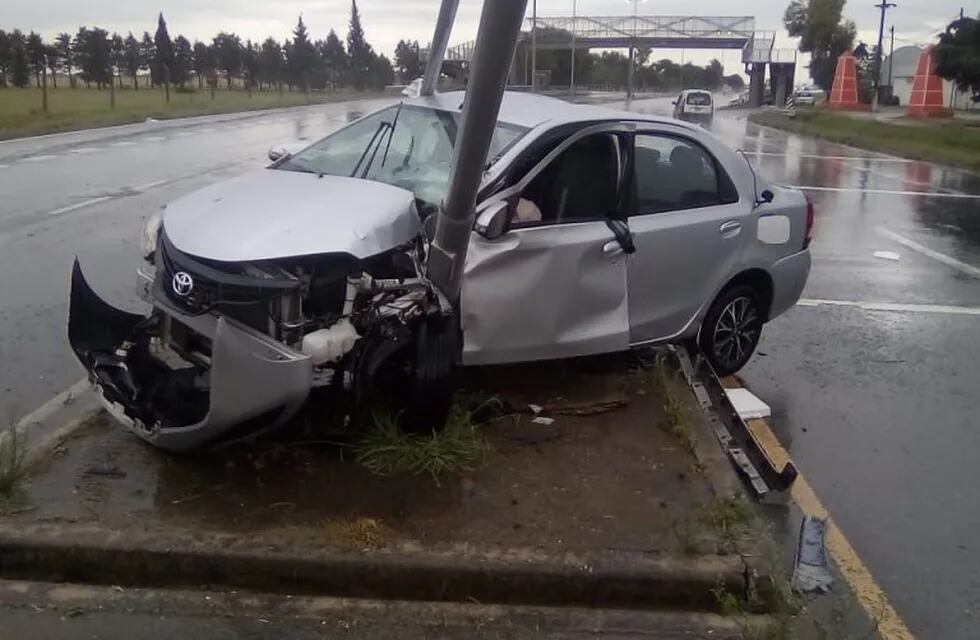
left=158, top=232, right=299, bottom=318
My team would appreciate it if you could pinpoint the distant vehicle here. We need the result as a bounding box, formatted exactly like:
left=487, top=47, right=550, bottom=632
left=673, top=90, right=714, bottom=125
left=793, top=89, right=817, bottom=106
left=728, top=91, right=750, bottom=107
left=69, top=91, right=812, bottom=451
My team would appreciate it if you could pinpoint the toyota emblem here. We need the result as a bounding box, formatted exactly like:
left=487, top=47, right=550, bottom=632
left=172, top=271, right=194, bottom=297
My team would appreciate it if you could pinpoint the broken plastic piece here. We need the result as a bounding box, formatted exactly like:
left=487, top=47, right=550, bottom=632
left=792, top=515, right=834, bottom=593
left=873, top=251, right=901, bottom=261
left=724, top=387, right=771, bottom=420
left=528, top=404, right=543, bottom=414
left=531, top=416, right=554, bottom=425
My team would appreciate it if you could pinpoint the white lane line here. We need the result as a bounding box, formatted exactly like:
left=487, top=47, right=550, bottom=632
left=47, top=196, right=113, bottom=216
left=22, top=154, right=59, bottom=162
left=875, top=226, right=980, bottom=279
left=176, top=131, right=194, bottom=137
left=798, top=298, right=980, bottom=316
left=144, top=136, right=166, bottom=142
left=786, top=185, right=980, bottom=200
left=133, top=178, right=169, bottom=191
left=753, top=151, right=912, bottom=163
left=69, top=147, right=102, bottom=154
left=110, top=141, right=136, bottom=147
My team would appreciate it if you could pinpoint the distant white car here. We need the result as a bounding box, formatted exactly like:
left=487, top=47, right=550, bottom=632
left=728, top=91, right=750, bottom=107
left=673, top=90, right=714, bottom=125
left=793, top=89, right=818, bottom=106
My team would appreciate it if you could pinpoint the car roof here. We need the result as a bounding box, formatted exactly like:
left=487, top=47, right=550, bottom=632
left=680, top=89, right=712, bottom=96
left=404, top=90, right=688, bottom=132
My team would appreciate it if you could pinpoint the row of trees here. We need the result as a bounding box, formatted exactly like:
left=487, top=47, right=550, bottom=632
left=0, top=1, right=395, bottom=91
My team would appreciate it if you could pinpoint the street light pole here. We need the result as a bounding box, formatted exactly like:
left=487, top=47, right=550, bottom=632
left=872, top=1, right=896, bottom=113
left=531, top=0, right=537, bottom=90
left=626, top=0, right=645, bottom=99
left=570, top=0, right=576, bottom=94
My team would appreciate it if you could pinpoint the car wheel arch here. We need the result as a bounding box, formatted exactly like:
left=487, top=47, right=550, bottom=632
left=711, top=268, right=775, bottom=323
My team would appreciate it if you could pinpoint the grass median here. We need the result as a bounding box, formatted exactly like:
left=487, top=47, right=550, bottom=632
left=0, top=86, right=390, bottom=139
left=749, top=109, right=980, bottom=172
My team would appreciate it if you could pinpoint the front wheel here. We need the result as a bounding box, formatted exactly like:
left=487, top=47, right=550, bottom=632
left=698, top=285, right=763, bottom=376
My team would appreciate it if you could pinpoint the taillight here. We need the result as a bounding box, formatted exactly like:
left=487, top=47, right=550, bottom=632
left=803, top=194, right=814, bottom=249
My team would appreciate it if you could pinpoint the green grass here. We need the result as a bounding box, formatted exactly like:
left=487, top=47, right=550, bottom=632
left=0, top=428, right=27, bottom=498
left=749, top=109, right=980, bottom=172
left=0, top=86, right=390, bottom=139
left=353, top=403, right=487, bottom=483
left=650, top=354, right=700, bottom=462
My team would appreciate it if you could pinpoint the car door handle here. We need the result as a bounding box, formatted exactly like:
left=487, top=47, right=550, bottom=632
left=719, top=220, right=741, bottom=236
left=602, top=240, right=624, bottom=257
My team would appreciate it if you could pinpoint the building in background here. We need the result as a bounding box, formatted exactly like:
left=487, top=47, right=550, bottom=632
left=883, top=44, right=974, bottom=110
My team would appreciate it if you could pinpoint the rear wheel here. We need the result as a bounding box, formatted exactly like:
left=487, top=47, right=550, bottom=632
left=699, top=285, right=763, bottom=376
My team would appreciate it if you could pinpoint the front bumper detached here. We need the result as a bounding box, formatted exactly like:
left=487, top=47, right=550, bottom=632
left=68, top=259, right=313, bottom=451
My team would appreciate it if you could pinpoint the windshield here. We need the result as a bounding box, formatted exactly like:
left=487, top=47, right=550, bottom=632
left=686, top=92, right=712, bottom=106
left=277, top=104, right=528, bottom=205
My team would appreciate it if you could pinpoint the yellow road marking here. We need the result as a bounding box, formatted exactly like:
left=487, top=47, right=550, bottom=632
left=744, top=417, right=915, bottom=640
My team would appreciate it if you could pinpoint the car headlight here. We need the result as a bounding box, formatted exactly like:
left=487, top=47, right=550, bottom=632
left=140, top=210, right=163, bottom=259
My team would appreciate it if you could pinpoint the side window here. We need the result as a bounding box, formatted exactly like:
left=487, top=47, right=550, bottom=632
left=514, top=133, right=622, bottom=226
left=633, top=134, right=733, bottom=214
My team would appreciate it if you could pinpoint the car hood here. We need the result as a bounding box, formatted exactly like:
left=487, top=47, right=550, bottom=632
left=162, top=169, right=420, bottom=262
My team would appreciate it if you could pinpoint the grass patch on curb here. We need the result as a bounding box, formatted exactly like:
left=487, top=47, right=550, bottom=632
left=749, top=109, right=980, bottom=172
left=651, top=355, right=700, bottom=462
left=0, top=87, right=389, bottom=140
left=353, top=403, right=487, bottom=483
left=0, top=428, right=27, bottom=499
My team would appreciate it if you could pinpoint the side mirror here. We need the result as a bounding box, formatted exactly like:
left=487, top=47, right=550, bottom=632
left=760, top=189, right=774, bottom=204
left=474, top=201, right=510, bottom=240
left=671, top=100, right=677, bottom=105
left=268, top=146, right=290, bottom=162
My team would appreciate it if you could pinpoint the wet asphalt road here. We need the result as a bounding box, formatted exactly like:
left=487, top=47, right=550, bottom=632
left=1, top=96, right=979, bottom=638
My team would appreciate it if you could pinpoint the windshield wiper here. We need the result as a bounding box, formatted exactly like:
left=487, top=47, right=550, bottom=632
left=380, top=101, right=404, bottom=168
left=351, top=119, right=393, bottom=179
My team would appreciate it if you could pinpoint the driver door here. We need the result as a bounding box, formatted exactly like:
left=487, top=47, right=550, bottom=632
left=460, top=129, right=632, bottom=366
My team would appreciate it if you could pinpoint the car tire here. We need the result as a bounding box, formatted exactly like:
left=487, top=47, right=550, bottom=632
left=698, top=285, right=764, bottom=376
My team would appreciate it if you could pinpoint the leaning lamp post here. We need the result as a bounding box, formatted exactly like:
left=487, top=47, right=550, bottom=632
left=427, top=0, right=530, bottom=301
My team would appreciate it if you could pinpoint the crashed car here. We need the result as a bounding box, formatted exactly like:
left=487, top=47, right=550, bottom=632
left=69, top=91, right=812, bottom=451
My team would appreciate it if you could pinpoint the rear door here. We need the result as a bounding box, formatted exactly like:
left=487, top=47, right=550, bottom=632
left=626, top=130, right=747, bottom=343
left=461, top=128, right=631, bottom=365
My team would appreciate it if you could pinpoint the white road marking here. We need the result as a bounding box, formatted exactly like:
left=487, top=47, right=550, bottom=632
left=22, top=154, right=59, bottom=162
left=69, top=147, right=102, bottom=154
left=753, top=151, right=912, bottom=163
left=176, top=131, right=194, bottom=137
left=875, top=226, right=980, bottom=279
left=133, top=179, right=169, bottom=191
left=144, top=136, right=166, bottom=142
left=786, top=185, right=980, bottom=200
left=798, top=298, right=980, bottom=316
left=47, top=196, right=112, bottom=216
left=110, top=141, right=136, bottom=147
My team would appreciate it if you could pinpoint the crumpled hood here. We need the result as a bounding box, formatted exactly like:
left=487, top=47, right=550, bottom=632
left=162, top=169, right=420, bottom=262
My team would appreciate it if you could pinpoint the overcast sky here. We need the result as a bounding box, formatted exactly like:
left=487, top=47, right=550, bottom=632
left=3, top=0, right=968, bottom=72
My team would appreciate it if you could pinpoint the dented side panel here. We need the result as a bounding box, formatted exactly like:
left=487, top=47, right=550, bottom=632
left=460, top=224, right=630, bottom=365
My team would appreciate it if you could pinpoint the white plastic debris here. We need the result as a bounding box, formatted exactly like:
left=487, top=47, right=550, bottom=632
left=724, top=388, right=771, bottom=420
left=531, top=416, right=554, bottom=425
left=792, top=515, right=834, bottom=593
left=873, top=250, right=901, bottom=261
left=528, top=404, right=543, bottom=414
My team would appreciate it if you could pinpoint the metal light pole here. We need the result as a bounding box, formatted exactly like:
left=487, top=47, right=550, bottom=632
left=531, top=0, right=537, bottom=90
left=626, top=0, right=645, bottom=98
left=429, top=0, right=530, bottom=300
left=420, top=0, right=460, bottom=96
left=570, top=0, right=577, bottom=94
left=872, top=1, right=896, bottom=113
left=887, top=25, right=895, bottom=86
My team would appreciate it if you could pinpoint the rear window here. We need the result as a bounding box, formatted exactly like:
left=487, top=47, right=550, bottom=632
left=686, top=93, right=712, bottom=106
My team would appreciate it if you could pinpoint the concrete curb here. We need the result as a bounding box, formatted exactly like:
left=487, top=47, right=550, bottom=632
left=0, top=524, right=756, bottom=613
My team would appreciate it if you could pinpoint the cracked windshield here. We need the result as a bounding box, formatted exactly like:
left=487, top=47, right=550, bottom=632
left=0, top=0, right=977, bottom=638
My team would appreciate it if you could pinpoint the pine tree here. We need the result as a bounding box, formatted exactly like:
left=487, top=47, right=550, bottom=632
left=346, top=0, right=373, bottom=89
left=10, top=30, right=30, bottom=88
left=287, top=15, right=315, bottom=91
left=26, top=31, right=46, bottom=87
left=321, top=29, right=347, bottom=90
left=258, top=37, right=283, bottom=90
left=140, top=32, right=155, bottom=86
left=123, top=33, right=141, bottom=89
left=55, top=33, right=73, bottom=87
left=153, top=12, right=174, bottom=86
